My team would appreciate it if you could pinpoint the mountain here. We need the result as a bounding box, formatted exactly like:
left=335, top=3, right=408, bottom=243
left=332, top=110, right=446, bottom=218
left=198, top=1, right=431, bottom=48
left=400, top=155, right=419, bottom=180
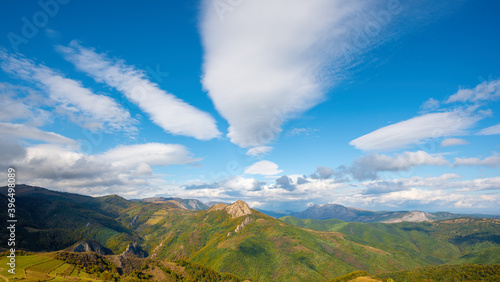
left=141, top=196, right=209, bottom=210
left=289, top=203, right=499, bottom=223
left=255, top=208, right=292, bottom=218
left=291, top=204, right=376, bottom=221
left=2, top=184, right=500, bottom=281
left=206, top=201, right=229, bottom=207
left=128, top=199, right=500, bottom=280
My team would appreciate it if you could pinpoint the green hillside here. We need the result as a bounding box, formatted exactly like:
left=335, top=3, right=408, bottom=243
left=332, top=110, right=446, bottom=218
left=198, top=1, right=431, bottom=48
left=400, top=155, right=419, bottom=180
left=281, top=216, right=500, bottom=266
left=448, top=247, right=500, bottom=265
left=126, top=202, right=465, bottom=281
left=2, top=185, right=500, bottom=281
left=375, top=263, right=500, bottom=281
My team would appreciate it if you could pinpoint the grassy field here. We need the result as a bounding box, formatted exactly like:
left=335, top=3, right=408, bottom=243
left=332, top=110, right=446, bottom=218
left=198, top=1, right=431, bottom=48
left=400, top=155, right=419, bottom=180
left=0, top=254, right=103, bottom=281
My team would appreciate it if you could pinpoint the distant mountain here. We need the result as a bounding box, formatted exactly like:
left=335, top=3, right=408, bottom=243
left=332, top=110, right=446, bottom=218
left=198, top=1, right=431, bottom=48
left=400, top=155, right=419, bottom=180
left=205, top=201, right=229, bottom=207
left=255, top=208, right=293, bottom=218
left=289, top=203, right=499, bottom=223
left=291, top=204, right=376, bottom=221
left=141, top=197, right=208, bottom=210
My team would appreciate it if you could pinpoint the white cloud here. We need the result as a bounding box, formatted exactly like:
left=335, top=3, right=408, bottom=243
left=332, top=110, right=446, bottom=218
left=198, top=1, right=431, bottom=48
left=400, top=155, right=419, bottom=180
left=199, top=0, right=402, bottom=148
left=0, top=122, right=76, bottom=145
left=246, top=146, right=273, bottom=156
left=446, top=79, right=500, bottom=103
left=58, top=42, right=221, bottom=140
left=477, top=123, right=500, bottom=136
left=7, top=142, right=201, bottom=197
left=451, top=177, right=500, bottom=192
left=350, top=111, right=481, bottom=151
left=244, top=160, right=283, bottom=176
left=360, top=173, right=461, bottom=194
left=0, top=51, right=136, bottom=133
left=100, top=143, right=201, bottom=171
left=441, top=138, right=469, bottom=147
left=453, top=154, right=500, bottom=168
left=349, top=150, right=449, bottom=180
left=224, top=176, right=264, bottom=191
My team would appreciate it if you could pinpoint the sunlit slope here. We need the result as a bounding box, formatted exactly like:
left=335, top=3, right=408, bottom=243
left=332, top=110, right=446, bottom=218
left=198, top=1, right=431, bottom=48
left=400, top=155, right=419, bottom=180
left=281, top=216, right=500, bottom=266
left=127, top=204, right=447, bottom=281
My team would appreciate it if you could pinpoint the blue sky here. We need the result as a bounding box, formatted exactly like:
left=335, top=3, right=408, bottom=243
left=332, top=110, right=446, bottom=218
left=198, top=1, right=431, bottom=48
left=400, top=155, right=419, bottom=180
left=0, top=0, right=499, bottom=213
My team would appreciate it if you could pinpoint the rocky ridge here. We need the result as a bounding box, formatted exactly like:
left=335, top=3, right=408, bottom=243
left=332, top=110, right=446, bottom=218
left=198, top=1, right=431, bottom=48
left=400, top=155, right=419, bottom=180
left=70, top=239, right=114, bottom=256
left=383, top=211, right=435, bottom=223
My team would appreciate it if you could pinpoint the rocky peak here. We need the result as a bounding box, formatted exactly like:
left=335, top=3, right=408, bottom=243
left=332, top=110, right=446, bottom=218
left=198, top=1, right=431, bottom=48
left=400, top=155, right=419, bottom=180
left=225, top=200, right=252, bottom=218
left=70, top=239, right=114, bottom=256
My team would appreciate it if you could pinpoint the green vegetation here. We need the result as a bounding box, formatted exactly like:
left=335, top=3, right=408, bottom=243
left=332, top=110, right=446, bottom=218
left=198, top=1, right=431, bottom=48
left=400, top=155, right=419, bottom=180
left=2, top=185, right=500, bottom=281
left=447, top=247, right=500, bottom=265
left=0, top=251, right=245, bottom=281
left=376, top=263, right=500, bottom=281
left=329, top=270, right=371, bottom=282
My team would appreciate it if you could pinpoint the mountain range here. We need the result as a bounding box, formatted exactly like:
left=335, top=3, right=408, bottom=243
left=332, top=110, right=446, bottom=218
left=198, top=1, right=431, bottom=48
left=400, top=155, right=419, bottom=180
left=1, top=184, right=499, bottom=281
left=260, top=203, right=499, bottom=223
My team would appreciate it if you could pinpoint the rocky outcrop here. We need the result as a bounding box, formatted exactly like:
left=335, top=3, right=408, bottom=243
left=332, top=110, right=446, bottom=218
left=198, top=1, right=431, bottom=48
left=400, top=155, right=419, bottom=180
left=70, top=239, right=114, bottom=255
left=235, top=217, right=252, bottom=233
left=383, top=211, right=435, bottom=223
left=225, top=200, right=252, bottom=218
left=128, top=214, right=140, bottom=227
left=121, top=242, right=148, bottom=258
left=208, top=203, right=228, bottom=212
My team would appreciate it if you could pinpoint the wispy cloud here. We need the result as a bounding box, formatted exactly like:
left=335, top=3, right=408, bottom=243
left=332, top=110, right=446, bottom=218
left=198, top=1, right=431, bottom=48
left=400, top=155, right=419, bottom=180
left=477, top=123, right=500, bottom=136
left=0, top=50, right=137, bottom=133
left=58, top=41, right=221, bottom=141
left=350, top=110, right=481, bottom=151
left=351, top=78, right=500, bottom=152
left=246, top=146, right=273, bottom=156
left=446, top=79, right=500, bottom=104
left=441, top=138, right=469, bottom=147
left=0, top=122, right=76, bottom=145
left=199, top=0, right=406, bottom=149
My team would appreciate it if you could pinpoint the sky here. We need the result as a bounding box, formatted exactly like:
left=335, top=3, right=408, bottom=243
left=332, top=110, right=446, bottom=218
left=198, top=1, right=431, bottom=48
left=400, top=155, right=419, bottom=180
left=0, top=0, right=499, bottom=213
